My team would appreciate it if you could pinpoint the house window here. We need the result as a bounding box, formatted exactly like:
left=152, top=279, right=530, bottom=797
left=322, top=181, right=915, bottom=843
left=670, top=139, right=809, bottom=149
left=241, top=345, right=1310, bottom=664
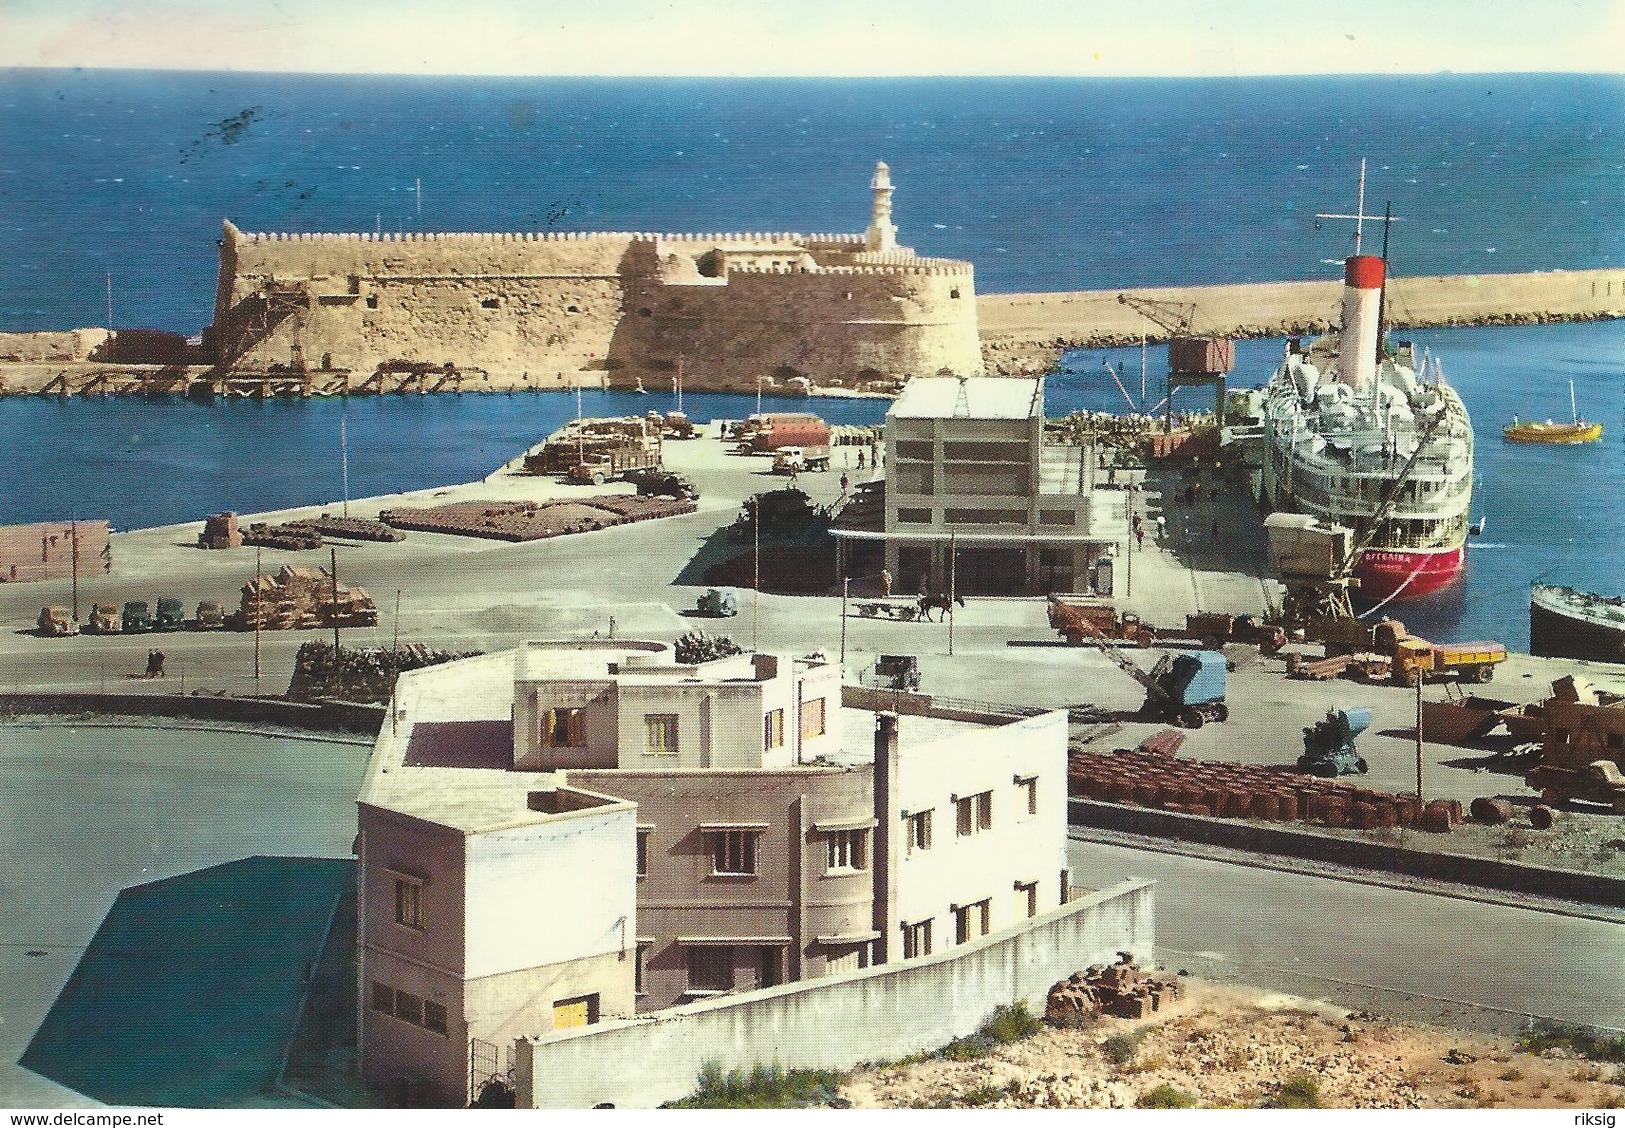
left=393, top=989, right=423, bottom=1026
left=800, top=697, right=827, bottom=739
left=896, top=507, right=932, bottom=524
left=707, top=829, right=759, bottom=876
left=953, top=899, right=991, bottom=944
left=825, top=829, right=868, bottom=873
left=423, top=1000, right=448, bottom=1035
left=902, top=919, right=933, bottom=959
left=636, top=828, right=651, bottom=878
left=1016, top=775, right=1038, bottom=819
left=906, top=809, right=933, bottom=854
left=955, top=791, right=993, bottom=837
left=687, top=945, right=734, bottom=992
left=394, top=875, right=423, bottom=930
left=645, top=714, right=679, bottom=756
left=542, top=706, right=586, bottom=747
left=371, top=982, right=394, bottom=1013
left=1016, top=880, right=1039, bottom=919
left=763, top=708, right=785, bottom=750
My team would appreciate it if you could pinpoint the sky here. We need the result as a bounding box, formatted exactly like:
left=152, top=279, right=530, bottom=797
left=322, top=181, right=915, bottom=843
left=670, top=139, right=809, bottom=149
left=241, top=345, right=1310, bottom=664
left=1, top=0, right=1621, bottom=76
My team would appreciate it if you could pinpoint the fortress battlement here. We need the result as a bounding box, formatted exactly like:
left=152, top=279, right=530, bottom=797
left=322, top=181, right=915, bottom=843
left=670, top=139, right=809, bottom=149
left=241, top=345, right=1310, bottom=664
left=234, top=227, right=659, bottom=245
left=213, top=163, right=981, bottom=389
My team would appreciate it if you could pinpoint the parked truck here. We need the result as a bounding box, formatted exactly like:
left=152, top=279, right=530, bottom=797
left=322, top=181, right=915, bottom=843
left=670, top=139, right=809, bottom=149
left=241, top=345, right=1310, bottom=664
left=735, top=412, right=831, bottom=455
left=1374, top=620, right=1506, bottom=686
left=771, top=445, right=832, bottom=474
left=1047, top=596, right=1151, bottom=646
left=155, top=597, right=185, bottom=631
left=567, top=445, right=661, bottom=486
left=195, top=599, right=226, bottom=630
left=37, top=606, right=78, bottom=637
left=85, top=602, right=121, bottom=634
left=1525, top=696, right=1625, bottom=812
left=121, top=601, right=153, bottom=633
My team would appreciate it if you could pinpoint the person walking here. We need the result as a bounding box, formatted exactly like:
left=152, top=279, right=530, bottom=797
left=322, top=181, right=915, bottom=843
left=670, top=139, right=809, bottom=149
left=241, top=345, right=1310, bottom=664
left=881, top=568, right=893, bottom=597
left=1135, top=527, right=1145, bottom=549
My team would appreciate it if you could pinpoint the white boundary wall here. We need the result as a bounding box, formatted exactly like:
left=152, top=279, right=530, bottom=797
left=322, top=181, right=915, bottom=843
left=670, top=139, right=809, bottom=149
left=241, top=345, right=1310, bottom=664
left=516, top=878, right=1154, bottom=1108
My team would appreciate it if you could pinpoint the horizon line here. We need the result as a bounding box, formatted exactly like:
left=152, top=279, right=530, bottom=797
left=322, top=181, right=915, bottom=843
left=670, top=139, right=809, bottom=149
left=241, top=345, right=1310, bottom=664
left=3, top=64, right=1621, bottom=81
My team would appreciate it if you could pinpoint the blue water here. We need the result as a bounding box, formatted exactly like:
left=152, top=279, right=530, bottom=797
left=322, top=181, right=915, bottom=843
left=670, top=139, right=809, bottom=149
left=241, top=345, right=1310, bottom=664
left=1, top=70, right=1621, bottom=645
left=0, top=70, right=1619, bottom=331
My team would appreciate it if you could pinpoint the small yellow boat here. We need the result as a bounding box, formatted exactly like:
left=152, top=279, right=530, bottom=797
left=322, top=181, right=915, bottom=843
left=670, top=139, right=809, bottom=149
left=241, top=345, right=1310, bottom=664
left=1503, top=419, right=1604, bottom=444
left=1503, top=379, right=1604, bottom=444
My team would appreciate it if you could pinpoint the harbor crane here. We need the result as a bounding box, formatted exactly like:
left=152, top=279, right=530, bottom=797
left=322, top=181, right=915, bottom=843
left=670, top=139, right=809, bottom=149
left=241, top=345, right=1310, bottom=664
left=1115, top=293, right=1233, bottom=431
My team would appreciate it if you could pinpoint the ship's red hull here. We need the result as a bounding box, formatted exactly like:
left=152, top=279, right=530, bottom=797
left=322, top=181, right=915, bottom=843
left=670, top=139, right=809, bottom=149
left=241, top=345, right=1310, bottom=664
left=1354, top=545, right=1466, bottom=603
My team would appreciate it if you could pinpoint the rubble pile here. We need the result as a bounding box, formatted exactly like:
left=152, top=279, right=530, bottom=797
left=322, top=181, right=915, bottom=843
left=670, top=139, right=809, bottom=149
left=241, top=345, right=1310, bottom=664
left=287, top=641, right=482, bottom=702
left=1070, top=746, right=1466, bottom=832
left=238, top=565, right=379, bottom=631
left=1045, top=953, right=1182, bottom=1027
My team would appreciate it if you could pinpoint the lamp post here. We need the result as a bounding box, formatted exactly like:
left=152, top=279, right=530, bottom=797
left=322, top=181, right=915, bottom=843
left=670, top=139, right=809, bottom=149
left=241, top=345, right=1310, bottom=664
left=948, top=532, right=957, bottom=657
left=840, top=575, right=850, bottom=669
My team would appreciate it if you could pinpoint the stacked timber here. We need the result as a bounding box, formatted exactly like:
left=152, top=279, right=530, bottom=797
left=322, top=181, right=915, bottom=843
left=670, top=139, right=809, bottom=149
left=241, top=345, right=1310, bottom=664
left=238, top=565, right=378, bottom=630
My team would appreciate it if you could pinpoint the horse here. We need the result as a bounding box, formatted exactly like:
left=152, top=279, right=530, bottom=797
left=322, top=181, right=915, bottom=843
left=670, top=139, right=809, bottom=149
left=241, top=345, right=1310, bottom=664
left=916, top=594, right=965, bottom=622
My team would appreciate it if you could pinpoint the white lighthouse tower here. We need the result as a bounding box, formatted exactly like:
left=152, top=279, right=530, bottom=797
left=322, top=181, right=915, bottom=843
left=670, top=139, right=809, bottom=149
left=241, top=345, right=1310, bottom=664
left=865, top=160, right=898, bottom=253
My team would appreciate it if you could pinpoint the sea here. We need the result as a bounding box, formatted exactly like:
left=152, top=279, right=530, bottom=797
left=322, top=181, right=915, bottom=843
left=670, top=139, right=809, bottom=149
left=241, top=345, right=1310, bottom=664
left=1, top=70, right=1621, bottom=646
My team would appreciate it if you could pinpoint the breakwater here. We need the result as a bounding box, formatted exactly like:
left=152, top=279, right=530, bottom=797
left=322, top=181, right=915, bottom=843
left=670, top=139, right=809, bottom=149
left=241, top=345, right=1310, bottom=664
left=979, top=268, right=1625, bottom=374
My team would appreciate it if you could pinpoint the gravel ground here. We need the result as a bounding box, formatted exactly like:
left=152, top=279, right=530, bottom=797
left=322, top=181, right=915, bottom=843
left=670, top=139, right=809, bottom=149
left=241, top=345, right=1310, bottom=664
left=841, top=980, right=1625, bottom=1110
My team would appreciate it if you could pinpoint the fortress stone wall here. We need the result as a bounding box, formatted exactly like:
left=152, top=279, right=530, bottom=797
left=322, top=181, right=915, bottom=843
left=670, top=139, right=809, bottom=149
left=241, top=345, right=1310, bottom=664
left=210, top=165, right=982, bottom=391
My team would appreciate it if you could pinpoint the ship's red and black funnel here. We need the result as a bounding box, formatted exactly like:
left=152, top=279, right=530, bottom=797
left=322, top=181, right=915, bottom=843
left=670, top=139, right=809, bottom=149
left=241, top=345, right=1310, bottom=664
left=1337, top=254, right=1384, bottom=389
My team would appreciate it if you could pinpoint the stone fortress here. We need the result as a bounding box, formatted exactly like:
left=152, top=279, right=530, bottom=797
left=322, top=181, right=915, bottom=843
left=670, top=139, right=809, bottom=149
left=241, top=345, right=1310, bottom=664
left=209, top=162, right=982, bottom=392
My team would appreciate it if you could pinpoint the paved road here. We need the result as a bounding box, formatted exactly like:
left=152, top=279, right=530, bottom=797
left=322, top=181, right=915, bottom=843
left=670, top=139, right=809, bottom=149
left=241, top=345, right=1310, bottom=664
left=1070, top=838, right=1625, bottom=1035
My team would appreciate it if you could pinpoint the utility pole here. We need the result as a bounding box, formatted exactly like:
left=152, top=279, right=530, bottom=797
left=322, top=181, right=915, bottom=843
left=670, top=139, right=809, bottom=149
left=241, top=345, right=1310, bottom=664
left=330, top=547, right=342, bottom=656
left=1414, top=676, right=1425, bottom=801
left=393, top=589, right=402, bottom=654
left=840, top=576, right=850, bottom=669
left=341, top=416, right=350, bottom=518
left=253, top=547, right=262, bottom=691
left=752, top=512, right=760, bottom=651
left=69, top=518, right=80, bottom=622
left=947, top=533, right=957, bottom=657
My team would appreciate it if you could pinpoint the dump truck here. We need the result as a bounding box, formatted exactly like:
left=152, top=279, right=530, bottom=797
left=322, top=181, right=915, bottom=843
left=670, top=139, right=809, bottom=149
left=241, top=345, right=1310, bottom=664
left=1297, top=707, right=1373, bottom=776
left=121, top=600, right=153, bottom=633
left=85, top=602, right=120, bottom=634
left=1375, top=620, right=1506, bottom=686
left=735, top=413, right=831, bottom=454
left=154, top=597, right=185, bottom=631
left=625, top=467, right=699, bottom=500
left=37, top=606, right=78, bottom=637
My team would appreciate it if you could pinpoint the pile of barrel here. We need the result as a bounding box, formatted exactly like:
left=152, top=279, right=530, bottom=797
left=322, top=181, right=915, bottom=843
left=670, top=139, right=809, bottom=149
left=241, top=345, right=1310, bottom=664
left=1069, top=746, right=1465, bottom=833
left=379, top=495, right=696, bottom=543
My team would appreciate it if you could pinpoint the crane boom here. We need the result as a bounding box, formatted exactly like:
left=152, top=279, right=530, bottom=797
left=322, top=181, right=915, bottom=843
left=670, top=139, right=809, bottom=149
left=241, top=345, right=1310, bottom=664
left=1116, top=293, right=1197, bottom=336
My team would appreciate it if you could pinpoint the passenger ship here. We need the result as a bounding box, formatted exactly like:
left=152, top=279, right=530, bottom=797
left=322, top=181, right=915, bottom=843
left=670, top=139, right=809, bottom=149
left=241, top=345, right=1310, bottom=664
left=1260, top=253, right=1475, bottom=603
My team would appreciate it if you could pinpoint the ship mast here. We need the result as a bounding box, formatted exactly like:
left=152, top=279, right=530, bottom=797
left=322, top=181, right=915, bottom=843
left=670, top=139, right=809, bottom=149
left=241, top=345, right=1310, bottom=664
left=1317, top=159, right=1404, bottom=377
